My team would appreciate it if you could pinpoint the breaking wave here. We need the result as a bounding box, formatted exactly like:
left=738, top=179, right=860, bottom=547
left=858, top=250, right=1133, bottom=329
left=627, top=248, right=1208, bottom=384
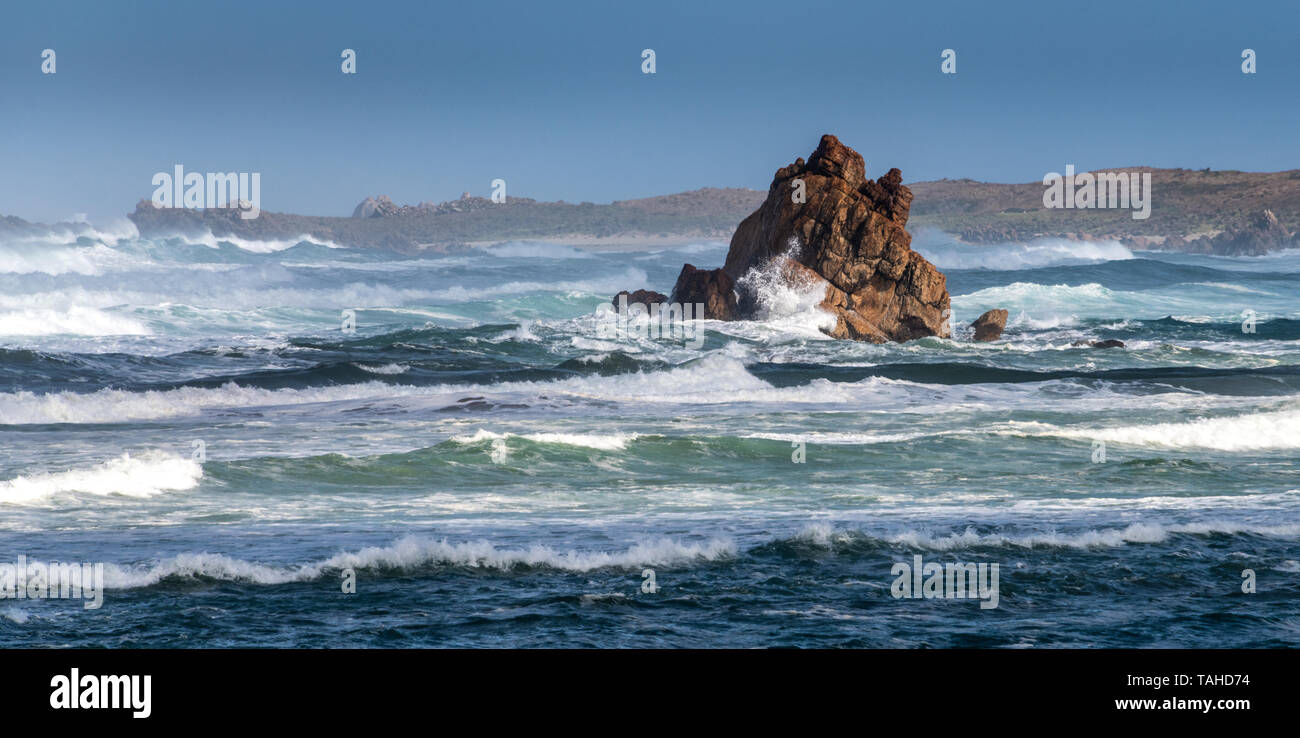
left=1007, top=405, right=1300, bottom=451
left=41, top=518, right=1300, bottom=591
left=448, top=428, right=639, bottom=451
left=916, top=233, right=1135, bottom=271
left=94, top=535, right=738, bottom=588
left=0, top=306, right=152, bottom=337
left=0, top=451, right=202, bottom=504
left=795, top=520, right=1300, bottom=550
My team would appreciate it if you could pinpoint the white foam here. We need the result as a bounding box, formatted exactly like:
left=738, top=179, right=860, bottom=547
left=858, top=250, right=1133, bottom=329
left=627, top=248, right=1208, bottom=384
left=0, top=451, right=202, bottom=504
left=742, top=430, right=947, bottom=445
left=94, top=534, right=738, bottom=588
left=281, top=256, right=473, bottom=271
left=793, top=521, right=843, bottom=546
left=665, top=241, right=728, bottom=255
left=1, top=606, right=31, bottom=624
left=0, top=284, right=474, bottom=315
left=429, top=268, right=648, bottom=302
left=490, top=320, right=540, bottom=343
left=959, top=281, right=1115, bottom=306
left=800, top=520, right=1300, bottom=551
left=0, top=381, right=415, bottom=425
left=353, top=362, right=409, bottom=375
left=735, top=241, right=838, bottom=338
left=184, top=230, right=347, bottom=253
left=953, top=279, right=1287, bottom=325
left=0, top=306, right=151, bottom=337
left=0, top=242, right=137, bottom=276
left=449, top=428, right=639, bottom=451
left=0, top=353, right=1227, bottom=426
left=0, top=355, right=760, bottom=425
left=1006, top=406, right=1300, bottom=451
left=916, top=233, right=1134, bottom=270
left=569, top=336, right=625, bottom=352
left=479, top=241, right=594, bottom=259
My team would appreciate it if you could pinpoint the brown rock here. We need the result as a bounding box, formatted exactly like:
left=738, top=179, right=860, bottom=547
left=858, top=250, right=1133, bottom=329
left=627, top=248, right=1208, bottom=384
left=611, top=289, right=668, bottom=310
left=770, top=257, right=889, bottom=341
left=720, top=134, right=950, bottom=342
left=970, top=309, right=1009, bottom=342
left=669, top=264, right=739, bottom=320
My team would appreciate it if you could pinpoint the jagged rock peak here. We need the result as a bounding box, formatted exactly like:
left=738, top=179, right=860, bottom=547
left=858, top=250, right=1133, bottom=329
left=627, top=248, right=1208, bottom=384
left=724, top=134, right=950, bottom=342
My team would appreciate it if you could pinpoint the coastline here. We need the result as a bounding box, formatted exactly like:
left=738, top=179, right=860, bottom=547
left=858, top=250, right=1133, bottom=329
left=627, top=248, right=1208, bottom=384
left=461, top=232, right=731, bottom=253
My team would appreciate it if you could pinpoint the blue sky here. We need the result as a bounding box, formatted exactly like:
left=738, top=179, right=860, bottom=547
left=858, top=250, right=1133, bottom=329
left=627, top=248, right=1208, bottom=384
left=2, top=0, right=1297, bottom=222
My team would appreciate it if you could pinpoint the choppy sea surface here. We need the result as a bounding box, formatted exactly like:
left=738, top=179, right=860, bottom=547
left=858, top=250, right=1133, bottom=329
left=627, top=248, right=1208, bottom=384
left=1, top=223, right=1297, bottom=647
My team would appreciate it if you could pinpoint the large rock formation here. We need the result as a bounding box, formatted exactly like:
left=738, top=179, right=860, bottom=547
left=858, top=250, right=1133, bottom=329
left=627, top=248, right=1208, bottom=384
left=657, top=135, right=950, bottom=342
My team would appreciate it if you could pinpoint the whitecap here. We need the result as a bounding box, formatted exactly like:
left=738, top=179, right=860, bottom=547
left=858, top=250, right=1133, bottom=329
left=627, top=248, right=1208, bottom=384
left=0, top=451, right=203, bottom=504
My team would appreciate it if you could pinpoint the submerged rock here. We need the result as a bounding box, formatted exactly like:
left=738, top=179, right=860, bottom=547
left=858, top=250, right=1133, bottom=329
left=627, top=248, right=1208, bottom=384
left=970, top=309, right=1009, bottom=342
left=1071, top=339, right=1126, bottom=349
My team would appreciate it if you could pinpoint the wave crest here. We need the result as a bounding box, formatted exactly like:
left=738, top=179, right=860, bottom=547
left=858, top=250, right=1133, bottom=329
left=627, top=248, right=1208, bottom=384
left=95, top=535, right=737, bottom=588
left=0, top=451, right=202, bottom=504
left=1005, top=406, right=1300, bottom=451
left=915, top=232, right=1134, bottom=270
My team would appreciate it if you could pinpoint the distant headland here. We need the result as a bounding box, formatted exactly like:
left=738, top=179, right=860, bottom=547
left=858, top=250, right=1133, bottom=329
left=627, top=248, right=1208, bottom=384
left=6, top=165, right=1300, bottom=256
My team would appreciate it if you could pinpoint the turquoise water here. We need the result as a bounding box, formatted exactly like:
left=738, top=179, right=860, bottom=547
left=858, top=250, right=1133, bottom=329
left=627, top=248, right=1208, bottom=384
left=1, top=227, right=1297, bottom=647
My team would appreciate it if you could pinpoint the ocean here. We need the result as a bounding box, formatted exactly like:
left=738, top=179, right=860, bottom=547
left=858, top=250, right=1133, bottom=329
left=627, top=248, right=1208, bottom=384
left=1, top=225, right=1297, bottom=647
